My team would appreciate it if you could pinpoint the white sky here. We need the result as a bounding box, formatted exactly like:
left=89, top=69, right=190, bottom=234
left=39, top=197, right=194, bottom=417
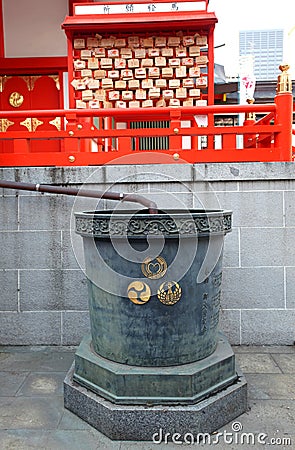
left=208, top=0, right=295, bottom=76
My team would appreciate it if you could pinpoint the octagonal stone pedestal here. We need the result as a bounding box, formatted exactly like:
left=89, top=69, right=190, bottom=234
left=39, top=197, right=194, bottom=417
left=64, top=333, right=247, bottom=441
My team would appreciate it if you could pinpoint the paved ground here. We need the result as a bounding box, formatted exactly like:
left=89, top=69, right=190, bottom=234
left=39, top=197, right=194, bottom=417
left=0, top=345, right=294, bottom=450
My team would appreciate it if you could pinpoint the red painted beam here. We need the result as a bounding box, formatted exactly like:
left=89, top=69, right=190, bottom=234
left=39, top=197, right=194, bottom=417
left=0, top=56, right=67, bottom=74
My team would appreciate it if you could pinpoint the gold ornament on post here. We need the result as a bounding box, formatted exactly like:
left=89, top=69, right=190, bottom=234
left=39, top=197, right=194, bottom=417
left=245, top=98, right=256, bottom=121
left=277, top=64, right=292, bottom=93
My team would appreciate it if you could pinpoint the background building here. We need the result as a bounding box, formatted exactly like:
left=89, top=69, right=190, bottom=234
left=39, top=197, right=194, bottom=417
left=239, top=29, right=284, bottom=81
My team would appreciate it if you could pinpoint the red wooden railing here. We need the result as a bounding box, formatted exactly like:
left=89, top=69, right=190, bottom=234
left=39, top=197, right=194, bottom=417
left=0, top=89, right=293, bottom=166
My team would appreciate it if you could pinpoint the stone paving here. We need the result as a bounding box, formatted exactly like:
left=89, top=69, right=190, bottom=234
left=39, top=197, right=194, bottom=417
left=0, top=345, right=294, bottom=450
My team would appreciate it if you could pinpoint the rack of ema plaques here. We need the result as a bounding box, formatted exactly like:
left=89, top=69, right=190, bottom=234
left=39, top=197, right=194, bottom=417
left=62, top=0, right=216, bottom=114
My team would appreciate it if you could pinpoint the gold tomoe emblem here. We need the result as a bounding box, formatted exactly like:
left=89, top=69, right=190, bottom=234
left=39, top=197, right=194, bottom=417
left=127, top=281, right=151, bottom=305
left=9, top=92, right=24, bottom=108
left=141, top=256, right=167, bottom=279
left=157, top=281, right=182, bottom=306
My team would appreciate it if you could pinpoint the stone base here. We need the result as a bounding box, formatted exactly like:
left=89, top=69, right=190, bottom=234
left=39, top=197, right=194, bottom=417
left=64, top=335, right=247, bottom=441
left=72, top=333, right=238, bottom=405
left=64, top=365, right=247, bottom=441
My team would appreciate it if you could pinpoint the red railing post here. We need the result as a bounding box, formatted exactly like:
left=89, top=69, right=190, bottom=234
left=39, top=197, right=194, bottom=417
left=274, top=65, right=293, bottom=161
left=65, top=112, right=79, bottom=156
left=169, top=109, right=182, bottom=151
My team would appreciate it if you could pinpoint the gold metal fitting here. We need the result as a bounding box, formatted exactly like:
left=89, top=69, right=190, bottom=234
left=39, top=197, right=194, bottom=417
left=245, top=98, right=256, bottom=121
left=77, top=124, right=83, bottom=130
left=68, top=130, right=74, bottom=136
left=173, top=153, right=180, bottom=160
left=9, top=92, right=24, bottom=108
left=173, top=128, right=179, bottom=134
left=91, top=126, right=95, bottom=131
left=277, top=64, right=292, bottom=93
left=68, top=155, right=75, bottom=163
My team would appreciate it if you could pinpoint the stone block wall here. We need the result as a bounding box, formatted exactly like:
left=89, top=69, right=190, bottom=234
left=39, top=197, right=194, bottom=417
left=0, top=162, right=294, bottom=346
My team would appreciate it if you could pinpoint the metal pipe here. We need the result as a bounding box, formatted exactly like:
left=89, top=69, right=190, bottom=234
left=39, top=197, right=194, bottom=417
left=0, top=180, right=158, bottom=214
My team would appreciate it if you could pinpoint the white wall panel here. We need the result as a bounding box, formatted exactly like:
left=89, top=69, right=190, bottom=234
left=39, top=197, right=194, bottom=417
left=3, top=0, right=68, bottom=57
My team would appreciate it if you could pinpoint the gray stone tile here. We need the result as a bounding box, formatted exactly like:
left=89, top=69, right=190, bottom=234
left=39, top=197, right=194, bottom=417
left=193, top=191, right=222, bottom=210
left=219, top=309, right=240, bottom=345
left=134, top=192, right=194, bottom=210
left=222, top=267, right=284, bottom=309
left=149, top=181, right=193, bottom=193
left=0, top=166, right=102, bottom=186
left=285, top=190, right=295, bottom=226
left=0, top=430, right=48, bottom=450
left=246, top=373, right=295, bottom=400
left=194, top=180, right=239, bottom=192
left=0, top=312, right=61, bottom=345
left=194, top=162, right=295, bottom=181
left=104, top=199, right=139, bottom=211
left=45, top=430, right=116, bottom=450
left=271, top=354, right=295, bottom=373
left=233, top=345, right=295, bottom=354
left=286, top=267, right=295, bottom=309
left=216, top=191, right=284, bottom=227
left=16, top=372, right=65, bottom=397
left=0, top=397, right=63, bottom=429
left=0, top=372, right=28, bottom=396
left=0, top=231, right=62, bottom=270
left=61, top=311, right=90, bottom=345
left=0, top=270, right=18, bottom=311
left=120, top=440, right=192, bottom=449
left=57, top=166, right=105, bottom=184
left=36, top=349, right=75, bottom=372
left=58, top=409, right=97, bottom=431
left=19, top=195, right=74, bottom=231
left=235, top=353, right=282, bottom=374
left=240, top=179, right=295, bottom=191
left=20, top=270, right=88, bottom=311
left=241, top=310, right=295, bottom=345
left=62, top=231, right=81, bottom=270
left=240, top=228, right=295, bottom=267
left=106, top=182, right=150, bottom=194
left=0, top=349, right=48, bottom=372
left=105, top=164, right=192, bottom=184
left=223, top=228, right=240, bottom=268
left=0, top=197, right=18, bottom=230
left=218, top=399, right=295, bottom=437
left=0, top=430, right=113, bottom=450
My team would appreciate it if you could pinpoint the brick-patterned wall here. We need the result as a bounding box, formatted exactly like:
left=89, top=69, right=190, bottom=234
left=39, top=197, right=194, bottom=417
left=0, top=163, right=294, bottom=346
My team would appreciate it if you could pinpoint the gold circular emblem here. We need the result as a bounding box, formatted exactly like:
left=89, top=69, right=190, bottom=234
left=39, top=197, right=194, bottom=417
left=141, top=256, right=167, bottom=279
left=157, top=281, right=182, bottom=306
left=127, top=281, right=151, bottom=305
left=9, top=92, right=24, bottom=108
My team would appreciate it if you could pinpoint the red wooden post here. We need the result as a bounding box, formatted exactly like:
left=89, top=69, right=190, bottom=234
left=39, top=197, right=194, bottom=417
left=169, top=109, right=182, bottom=151
left=274, top=65, right=293, bottom=161
left=65, top=112, right=79, bottom=156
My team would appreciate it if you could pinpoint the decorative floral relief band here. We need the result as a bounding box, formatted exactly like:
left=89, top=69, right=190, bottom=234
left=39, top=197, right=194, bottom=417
left=75, top=210, right=232, bottom=237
